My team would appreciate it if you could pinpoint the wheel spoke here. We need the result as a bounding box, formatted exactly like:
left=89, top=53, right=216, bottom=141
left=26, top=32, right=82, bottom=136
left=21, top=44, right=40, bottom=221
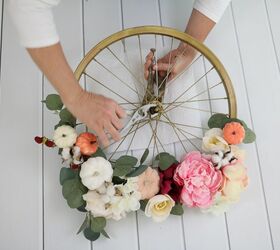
left=84, top=72, right=138, bottom=108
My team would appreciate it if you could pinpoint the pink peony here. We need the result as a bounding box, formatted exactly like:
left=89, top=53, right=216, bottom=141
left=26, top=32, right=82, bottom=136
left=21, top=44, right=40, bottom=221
left=174, top=151, right=223, bottom=208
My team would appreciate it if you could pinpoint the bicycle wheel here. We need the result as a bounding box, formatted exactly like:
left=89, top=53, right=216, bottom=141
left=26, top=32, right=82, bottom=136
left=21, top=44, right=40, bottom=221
left=74, top=26, right=237, bottom=161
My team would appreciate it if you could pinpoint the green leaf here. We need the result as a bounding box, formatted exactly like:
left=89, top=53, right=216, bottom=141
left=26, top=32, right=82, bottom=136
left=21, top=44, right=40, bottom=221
left=77, top=203, right=87, bottom=213
left=140, top=148, right=149, bottom=164
left=77, top=214, right=90, bottom=235
left=91, top=148, right=107, bottom=159
left=59, top=167, right=77, bottom=185
left=243, top=127, right=256, bottom=143
left=155, top=152, right=177, bottom=171
left=83, top=227, right=100, bottom=241
left=62, top=178, right=87, bottom=208
left=116, top=155, right=138, bottom=166
left=140, top=200, right=149, bottom=212
left=170, top=204, right=184, bottom=216
left=59, top=108, right=76, bottom=127
left=101, top=229, right=110, bottom=239
left=43, top=94, right=63, bottom=111
left=54, top=120, right=72, bottom=130
left=126, top=164, right=148, bottom=177
left=66, top=189, right=84, bottom=208
left=208, top=113, right=230, bottom=129
left=112, top=176, right=127, bottom=185
left=90, top=216, right=106, bottom=233
left=113, top=155, right=138, bottom=176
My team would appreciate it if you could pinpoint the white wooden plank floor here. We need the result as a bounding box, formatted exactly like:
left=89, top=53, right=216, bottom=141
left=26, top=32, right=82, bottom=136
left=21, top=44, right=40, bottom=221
left=0, top=0, right=280, bottom=250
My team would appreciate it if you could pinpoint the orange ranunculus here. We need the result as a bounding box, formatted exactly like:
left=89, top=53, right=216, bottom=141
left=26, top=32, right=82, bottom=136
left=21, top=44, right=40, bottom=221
left=223, top=122, right=245, bottom=145
left=75, top=132, right=98, bottom=156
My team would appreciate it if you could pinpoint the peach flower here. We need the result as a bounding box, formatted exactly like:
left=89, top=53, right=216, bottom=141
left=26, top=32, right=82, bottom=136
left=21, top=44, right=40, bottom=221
left=221, top=161, right=248, bottom=202
left=137, top=167, right=160, bottom=199
left=174, top=151, right=223, bottom=208
left=223, top=122, right=245, bottom=145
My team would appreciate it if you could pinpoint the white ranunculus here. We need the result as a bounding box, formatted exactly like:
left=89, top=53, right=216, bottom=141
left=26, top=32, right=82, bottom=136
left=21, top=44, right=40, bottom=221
left=202, top=128, right=229, bottom=153
left=83, top=190, right=112, bottom=218
left=80, top=157, right=113, bottom=190
left=53, top=125, right=77, bottom=148
left=145, top=194, right=175, bottom=222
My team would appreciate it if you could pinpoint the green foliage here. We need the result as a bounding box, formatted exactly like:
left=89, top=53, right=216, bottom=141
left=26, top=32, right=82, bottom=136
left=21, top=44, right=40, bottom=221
left=243, top=127, right=256, bottom=143
left=113, top=155, right=138, bottom=176
left=90, top=216, right=106, bottom=233
left=62, top=178, right=87, bottom=209
left=155, top=152, right=177, bottom=171
left=59, top=167, right=77, bottom=185
left=43, top=94, right=63, bottom=111
left=126, top=164, right=148, bottom=177
left=140, top=200, right=149, bottom=212
left=170, top=204, right=184, bottom=216
left=77, top=213, right=90, bottom=235
left=112, top=176, right=127, bottom=185
left=54, top=120, right=72, bottom=130
left=91, top=148, right=107, bottom=159
left=83, top=227, right=100, bottom=241
left=101, top=229, right=110, bottom=239
left=140, top=148, right=149, bottom=164
left=208, top=113, right=230, bottom=129
left=59, top=108, right=76, bottom=127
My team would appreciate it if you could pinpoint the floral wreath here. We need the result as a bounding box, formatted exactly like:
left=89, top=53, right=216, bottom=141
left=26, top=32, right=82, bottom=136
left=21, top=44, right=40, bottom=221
left=36, top=94, right=256, bottom=242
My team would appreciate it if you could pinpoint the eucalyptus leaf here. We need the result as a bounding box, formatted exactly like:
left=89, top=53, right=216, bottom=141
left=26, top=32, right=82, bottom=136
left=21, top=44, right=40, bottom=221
left=101, top=229, right=110, bottom=239
left=140, top=148, right=149, bottom=164
left=90, top=216, right=106, bottom=233
left=140, top=200, right=149, bottom=212
left=113, top=155, right=138, bottom=176
left=208, top=113, right=230, bottom=129
left=43, top=94, right=63, bottom=111
left=155, top=152, right=177, bottom=171
left=59, top=167, right=76, bottom=185
left=170, top=203, right=184, bottom=216
left=243, top=127, right=256, bottom=143
left=77, top=214, right=90, bottom=235
left=77, top=203, right=87, bottom=213
left=112, top=176, right=127, bottom=185
left=59, top=108, right=76, bottom=127
left=83, top=228, right=100, bottom=241
left=91, top=148, right=107, bottom=159
left=62, top=178, right=87, bottom=209
left=126, top=164, right=148, bottom=177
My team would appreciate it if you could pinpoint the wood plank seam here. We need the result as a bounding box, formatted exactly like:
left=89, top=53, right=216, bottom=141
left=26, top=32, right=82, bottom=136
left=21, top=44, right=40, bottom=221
left=230, top=3, right=275, bottom=250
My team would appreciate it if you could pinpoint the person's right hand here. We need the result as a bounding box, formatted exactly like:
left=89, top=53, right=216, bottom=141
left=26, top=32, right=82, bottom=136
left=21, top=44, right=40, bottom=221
left=63, top=89, right=126, bottom=147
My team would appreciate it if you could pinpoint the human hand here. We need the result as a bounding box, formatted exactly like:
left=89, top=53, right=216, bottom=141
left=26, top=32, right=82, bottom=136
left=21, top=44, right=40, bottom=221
left=144, top=44, right=196, bottom=81
left=63, top=89, right=126, bottom=147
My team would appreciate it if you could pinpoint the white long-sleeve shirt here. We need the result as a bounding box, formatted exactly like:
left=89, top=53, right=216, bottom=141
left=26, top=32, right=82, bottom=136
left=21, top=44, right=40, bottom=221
left=8, top=0, right=231, bottom=48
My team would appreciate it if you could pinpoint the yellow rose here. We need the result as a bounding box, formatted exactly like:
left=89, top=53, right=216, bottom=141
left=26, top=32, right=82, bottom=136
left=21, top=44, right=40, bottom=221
left=202, top=128, right=229, bottom=153
left=145, top=194, right=175, bottom=222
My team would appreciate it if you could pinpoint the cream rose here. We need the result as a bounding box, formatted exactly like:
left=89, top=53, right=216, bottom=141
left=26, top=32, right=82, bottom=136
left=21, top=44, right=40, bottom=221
left=222, top=162, right=248, bottom=202
left=145, top=194, right=175, bottom=222
left=53, top=125, right=78, bottom=148
left=80, top=157, right=113, bottom=190
left=202, top=128, right=229, bottom=153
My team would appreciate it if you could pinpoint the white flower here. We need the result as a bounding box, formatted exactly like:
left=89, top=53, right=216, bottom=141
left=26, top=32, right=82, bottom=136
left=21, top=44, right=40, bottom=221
left=53, top=125, right=77, bottom=148
left=211, top=150, right=236, bottom=169
left=83, top=190, right=112, bottom=218
left=61, top=147, right=71, bottom=161
left=202, top=128, right=229, bottom=153
left=145, top=194, right=175, bottom=222
left=80, top=157, right=113, bottom=190
left=202, top=193, right=230, bottom=215
left=72, top=146, right=83, bottom=164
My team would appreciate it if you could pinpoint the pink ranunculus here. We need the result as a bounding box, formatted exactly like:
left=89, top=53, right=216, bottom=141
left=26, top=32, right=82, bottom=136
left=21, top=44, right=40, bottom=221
left=174, top=151, right=223, bottom=208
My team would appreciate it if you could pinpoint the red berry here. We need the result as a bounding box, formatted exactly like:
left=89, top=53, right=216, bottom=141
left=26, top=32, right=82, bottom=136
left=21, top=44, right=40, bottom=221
left=45, top=140, right=55, bottom=147
left=70, top=163, right=80, bottom=170
left=34, top=136, right=43, bottom=144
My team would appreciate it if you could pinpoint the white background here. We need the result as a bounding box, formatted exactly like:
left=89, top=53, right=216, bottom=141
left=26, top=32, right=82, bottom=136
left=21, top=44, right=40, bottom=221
left=0, top=0, right=280, bottom=250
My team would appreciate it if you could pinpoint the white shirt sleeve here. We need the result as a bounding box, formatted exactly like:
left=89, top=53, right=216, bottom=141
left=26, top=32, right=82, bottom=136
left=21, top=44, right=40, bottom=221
left=8, top=0, right=60, bottom=48
left=194, top=0, right=231, bottom=23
